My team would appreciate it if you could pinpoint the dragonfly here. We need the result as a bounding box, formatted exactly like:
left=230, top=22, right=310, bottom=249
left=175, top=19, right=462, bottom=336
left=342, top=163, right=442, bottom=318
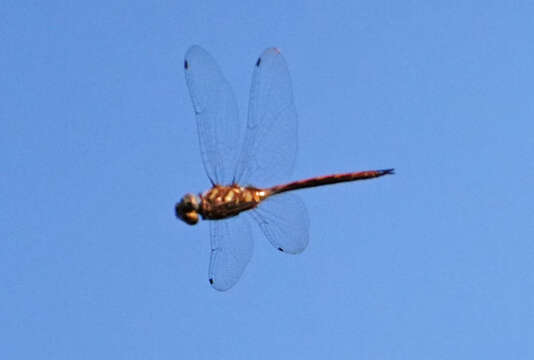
left=176, top=45, right=393, bottom=291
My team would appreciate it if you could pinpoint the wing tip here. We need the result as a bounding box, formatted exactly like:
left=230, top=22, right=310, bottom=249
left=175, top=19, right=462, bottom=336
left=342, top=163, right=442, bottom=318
left=184, top=45, right=211, bottom=66
left=208, top=277, right=234, bottom=292
left=266, top=47, right=282, bottom=55
left=256, top=47, right=283, bottom=64
left=186, top=44, right=203, bottom=54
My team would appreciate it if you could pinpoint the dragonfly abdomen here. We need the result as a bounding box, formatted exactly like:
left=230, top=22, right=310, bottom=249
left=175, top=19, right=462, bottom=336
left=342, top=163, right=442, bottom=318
left=269, top=169, right=394, bottom=195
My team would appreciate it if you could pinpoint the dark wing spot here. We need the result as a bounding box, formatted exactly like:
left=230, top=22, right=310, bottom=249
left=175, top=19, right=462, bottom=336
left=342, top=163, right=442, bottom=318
left=209, top=278, right=214, bottom=285
left=184, top=60, right=189, bottom=69
left=256, top=57, right=261, bottom=67
left=278, top=247, right=284, bottom=252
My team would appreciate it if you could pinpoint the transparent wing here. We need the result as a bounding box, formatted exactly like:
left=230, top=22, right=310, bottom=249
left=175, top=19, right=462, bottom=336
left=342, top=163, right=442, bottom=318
left=208, top=215, right=254, bottom=291
left=184, top=45, right=240, bottom=185
left=234, top=48, right=298, bottom=188
left=250, top=193, right=310, bottom=254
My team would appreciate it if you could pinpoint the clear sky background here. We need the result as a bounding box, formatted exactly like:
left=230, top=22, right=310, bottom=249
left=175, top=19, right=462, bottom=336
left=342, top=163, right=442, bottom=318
left=2, top=1, right=533, bottom=359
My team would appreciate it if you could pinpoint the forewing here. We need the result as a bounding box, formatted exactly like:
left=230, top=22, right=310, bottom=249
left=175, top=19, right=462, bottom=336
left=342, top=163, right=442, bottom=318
left=184, top=45, right=240, bottom=185
left=251, top=193, right=310, bottom=254
left=234, top=48, right=298, bottom=187
left=208, top=215, right=254, bottom=291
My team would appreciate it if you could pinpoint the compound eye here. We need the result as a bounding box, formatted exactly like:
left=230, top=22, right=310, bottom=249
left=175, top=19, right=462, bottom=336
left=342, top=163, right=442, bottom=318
left=182, top=200, right=194, bottom=212
left=175, top=194, right=201, bottom=225
left=183, top=194, right=200, bottom=210
left=184, top=211, right=199, bottom=225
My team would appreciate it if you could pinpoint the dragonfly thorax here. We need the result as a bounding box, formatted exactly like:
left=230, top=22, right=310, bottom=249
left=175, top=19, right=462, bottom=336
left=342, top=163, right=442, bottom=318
left=175, top=193, right=201, bottom=225
left=200, top=184, right=269, bottom=221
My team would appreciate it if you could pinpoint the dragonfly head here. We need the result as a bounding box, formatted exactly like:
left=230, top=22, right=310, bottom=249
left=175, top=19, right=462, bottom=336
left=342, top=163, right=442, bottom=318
left=175, top=193, right=201, bottom=225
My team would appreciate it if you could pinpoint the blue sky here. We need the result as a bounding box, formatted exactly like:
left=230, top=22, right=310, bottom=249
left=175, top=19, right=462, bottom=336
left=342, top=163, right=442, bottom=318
left=2, top=1, right=533, bottom=359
